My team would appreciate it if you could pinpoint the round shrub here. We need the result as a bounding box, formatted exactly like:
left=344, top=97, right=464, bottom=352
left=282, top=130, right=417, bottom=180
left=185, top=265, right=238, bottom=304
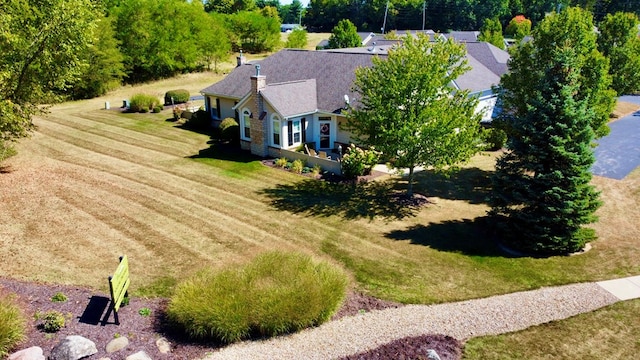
left=480, top=126, right=507, bottom=151
left=341, top=144, right=381, bottom=179
left=219, top=117, right=239, bottom=142
left=152, top=105, right=162, bottom=113
left=167, top=251, right=348, bottom=343
left=275, top=157, right=288, bottom=168
left=129, top=93, right=160, bottom=113
left=40, top=310, right=65, bottom=333
left=164, top=89, right=190, bottom=105
left=0, top=293, right=26, bottom=357
left=184, top=109, right=210, bottom=130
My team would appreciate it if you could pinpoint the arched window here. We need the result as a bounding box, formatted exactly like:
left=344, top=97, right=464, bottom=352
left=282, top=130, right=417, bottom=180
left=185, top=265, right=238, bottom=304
left=241, top=108, right=251, bottom=140
left=271, top=114, right=281, bottom=146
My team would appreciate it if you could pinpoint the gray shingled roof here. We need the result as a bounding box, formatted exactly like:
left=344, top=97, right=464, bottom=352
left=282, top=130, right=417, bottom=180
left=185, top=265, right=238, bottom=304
left=261, top=79, right=318, bottom=117
left=201, top=42, right=509, bottom=112
left=445, top=31, right=479, bottom=42
left=316, top=41, right=509, bottom=93
left=201, top=49, right=380, bottom=113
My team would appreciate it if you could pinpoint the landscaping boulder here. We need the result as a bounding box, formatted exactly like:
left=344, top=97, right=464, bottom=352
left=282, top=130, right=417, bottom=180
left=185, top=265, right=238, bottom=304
left=9, top=346, right=45, bottom=360
left=49, top=335, right=97, bottom=360
left=105, top=337, right=129, bottom=353
left=155, top=337, right=171, bottom=354
left=125, top=351, right=152, bottom=360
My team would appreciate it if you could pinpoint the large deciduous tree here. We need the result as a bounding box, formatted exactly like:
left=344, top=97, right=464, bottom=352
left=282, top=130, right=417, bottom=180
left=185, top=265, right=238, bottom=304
left=597, top=12, right=640, bottom=95
left=489, top=7, right=615, bottom=255
left=327, top=19, right=361, bottom=49
left=70, top=14, right=126, bottom=100
left=0, top=0, right=99, bottom=157
left=225, top=10, right=281, bottom=53
left=347, top=34, right=481, bottom=196
left=505, top=15, right=532, bottom=40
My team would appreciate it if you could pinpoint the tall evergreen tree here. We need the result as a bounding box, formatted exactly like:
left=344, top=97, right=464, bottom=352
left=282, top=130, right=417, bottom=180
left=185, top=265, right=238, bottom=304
left=489, top=7, right=615, bottom=255
left=478, top=18, right=505, bottom=49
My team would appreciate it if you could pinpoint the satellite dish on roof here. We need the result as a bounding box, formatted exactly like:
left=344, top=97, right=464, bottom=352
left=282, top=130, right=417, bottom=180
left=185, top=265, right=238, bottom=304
left=344, top=94, right=350, bottom=105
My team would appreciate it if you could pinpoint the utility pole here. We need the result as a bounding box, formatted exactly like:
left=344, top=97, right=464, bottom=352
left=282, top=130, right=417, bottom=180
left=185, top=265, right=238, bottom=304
left=381, top=0, right=389, bottom=34
left=422, top=1, right=426, bottom=31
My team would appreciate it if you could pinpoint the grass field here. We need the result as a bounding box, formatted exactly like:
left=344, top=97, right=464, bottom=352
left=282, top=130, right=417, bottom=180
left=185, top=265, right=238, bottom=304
left=1, top=74, right=639, bottom=357
left=464, top=299, right=640, bottom=359
left=2, top=74, right=639, bottom=300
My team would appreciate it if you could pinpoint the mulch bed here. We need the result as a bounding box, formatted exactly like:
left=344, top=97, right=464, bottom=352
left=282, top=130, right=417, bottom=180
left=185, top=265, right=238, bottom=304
left=1, top=278, right=462, bottom=359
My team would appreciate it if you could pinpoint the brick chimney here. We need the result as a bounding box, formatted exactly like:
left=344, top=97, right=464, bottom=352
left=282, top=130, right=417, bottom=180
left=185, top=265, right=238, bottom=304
left=249, top=64, right=268, bottom=157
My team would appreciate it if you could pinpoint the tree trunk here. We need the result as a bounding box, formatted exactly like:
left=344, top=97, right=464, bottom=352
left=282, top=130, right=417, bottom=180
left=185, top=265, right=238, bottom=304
left=407, top=166, right=415, bottom=197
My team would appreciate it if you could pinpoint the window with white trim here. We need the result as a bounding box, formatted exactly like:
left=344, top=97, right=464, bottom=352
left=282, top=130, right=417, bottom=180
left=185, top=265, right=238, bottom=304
left=287, top=119, right=301, bottom=146
left=241, top=108, right=251, bottom=140
left=271, top=115, right=281, bottom=146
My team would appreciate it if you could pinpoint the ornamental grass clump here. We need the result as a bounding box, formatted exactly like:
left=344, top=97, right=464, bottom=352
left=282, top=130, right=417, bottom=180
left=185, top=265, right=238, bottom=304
left=129, top=94, right=160, bottom=113
left=0, top=293, right=26, bottom=357
left=167, top=251, right=348, bottom=343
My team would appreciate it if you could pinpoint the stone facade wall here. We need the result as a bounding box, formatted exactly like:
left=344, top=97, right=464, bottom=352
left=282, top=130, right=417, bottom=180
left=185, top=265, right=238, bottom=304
left=249, top=74, right=268, bottom=157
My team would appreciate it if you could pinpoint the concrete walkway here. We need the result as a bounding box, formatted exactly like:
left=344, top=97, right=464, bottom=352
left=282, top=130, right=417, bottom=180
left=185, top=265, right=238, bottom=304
left=203, top=276, right=640, bottom=360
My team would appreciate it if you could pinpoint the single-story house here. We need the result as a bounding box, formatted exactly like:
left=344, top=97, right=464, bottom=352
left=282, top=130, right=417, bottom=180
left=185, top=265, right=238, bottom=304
left=200, top=40, right=509, bottom=163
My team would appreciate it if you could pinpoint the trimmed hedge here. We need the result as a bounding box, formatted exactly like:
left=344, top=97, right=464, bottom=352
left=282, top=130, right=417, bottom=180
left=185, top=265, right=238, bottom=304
left=167, top=251, right=348, bottom=343
left=129, top=94, right=160, bottom=113
left=164, top=89, right=190, bottom=105
left=0, top=293, right=26, bottom=357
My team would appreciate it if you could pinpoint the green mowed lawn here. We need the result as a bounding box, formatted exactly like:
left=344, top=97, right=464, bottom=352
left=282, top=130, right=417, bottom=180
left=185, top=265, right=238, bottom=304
left=1, top=74, right=639, bottom=357
left=464, top=299, right=640, bottom=359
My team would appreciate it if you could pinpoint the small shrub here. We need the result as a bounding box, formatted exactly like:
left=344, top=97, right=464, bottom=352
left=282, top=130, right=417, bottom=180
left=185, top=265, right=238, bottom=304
left=140, top=106, right=149, bottom=113
left=152, top=106, right=162, bottom=113
left=172, top=106, right=184, bottom=121
left=291, top=159, right=304, bottom=174
left=184, top=109, right=210, bottom=130
left=341, top=144, right=381, bottom=179
left=219, top=117, right=239, bottom=142
left=0, top=142, right=17, bottom=162
left=38, top=310, right=65, bottom=333
left=275, top=157, right=288, bottom=168
left=311, top=164, right=322, bottom=177
left=0, top=293, right=27, bottom=357
left=138, top=308, right=151, bottom=317
left=480, top=126, right=507, bottom=151
left=129, top=94, right=160, bottom=113
left=50, top=292, right=67, bottom=302
left=164, top=89, right=190, bottom=105
left=167, top=251, right=348, bottom=343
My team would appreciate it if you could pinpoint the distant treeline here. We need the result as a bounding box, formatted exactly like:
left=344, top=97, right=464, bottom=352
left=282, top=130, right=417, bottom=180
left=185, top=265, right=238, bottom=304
left=13, top=0, right=638, bottom=100
left=302, top=0, right=639, bottom=32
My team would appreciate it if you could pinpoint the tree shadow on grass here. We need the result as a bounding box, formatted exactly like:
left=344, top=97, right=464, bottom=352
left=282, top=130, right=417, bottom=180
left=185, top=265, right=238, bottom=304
left=259, top=178, right=424, bottom=220
left=409, top=167, right=493, bottom=204
left=386, top=216, right=514, bottom=257
left=188, top=141, right=259, bottom=164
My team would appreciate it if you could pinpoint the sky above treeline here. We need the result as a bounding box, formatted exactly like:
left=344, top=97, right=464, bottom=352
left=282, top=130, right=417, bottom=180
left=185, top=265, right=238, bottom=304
left=280, top=0, right=310, bottom=8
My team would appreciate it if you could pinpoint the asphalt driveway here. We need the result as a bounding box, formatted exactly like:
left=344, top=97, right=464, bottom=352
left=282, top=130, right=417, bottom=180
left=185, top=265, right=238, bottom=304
left=592, top=95, right=640, bottom=180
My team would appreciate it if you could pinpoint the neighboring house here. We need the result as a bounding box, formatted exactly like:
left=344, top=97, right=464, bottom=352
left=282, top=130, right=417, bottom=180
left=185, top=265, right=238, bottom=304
left=281, top=24, right=302, bottom=32
left=200, top=40, right=509, bottom=161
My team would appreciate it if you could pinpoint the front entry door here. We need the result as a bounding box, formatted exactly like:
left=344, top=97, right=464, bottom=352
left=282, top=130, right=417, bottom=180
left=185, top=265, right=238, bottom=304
left=319, top=121, right=331, bottom=149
